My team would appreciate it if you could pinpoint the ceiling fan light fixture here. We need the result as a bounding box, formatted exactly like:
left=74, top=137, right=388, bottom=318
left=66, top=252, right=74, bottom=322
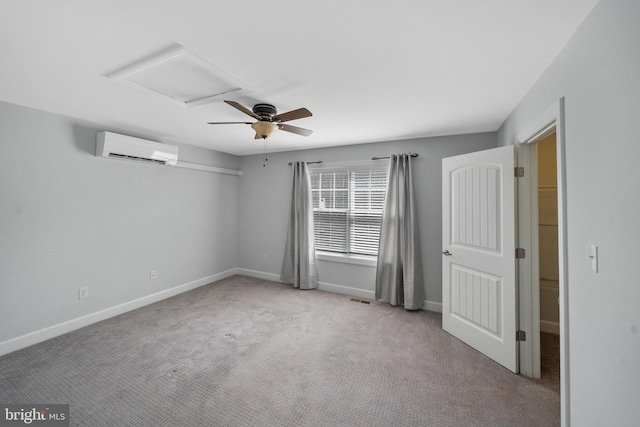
left=251, top=121, right=278, bottom=139
left=208, top=100, right=313, bottom=139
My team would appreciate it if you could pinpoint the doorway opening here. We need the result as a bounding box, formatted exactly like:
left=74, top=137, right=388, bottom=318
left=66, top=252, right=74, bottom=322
left=536, top=132, right=561, bottom=389
left=516, top=99, right=568, bottom=425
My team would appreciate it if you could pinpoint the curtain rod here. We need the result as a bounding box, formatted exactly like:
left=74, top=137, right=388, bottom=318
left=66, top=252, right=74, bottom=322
left=371, top=153, right=419, bottom=160
left=288, top=161, right=323, bottom=166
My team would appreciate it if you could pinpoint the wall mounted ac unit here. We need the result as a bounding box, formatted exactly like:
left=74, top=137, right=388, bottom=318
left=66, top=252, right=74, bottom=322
left=96, top=131, right=179, bottom=166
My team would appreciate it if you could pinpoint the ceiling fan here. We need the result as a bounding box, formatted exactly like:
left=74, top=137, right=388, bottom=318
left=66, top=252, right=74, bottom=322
left=208, top=100, right=313, bottom=139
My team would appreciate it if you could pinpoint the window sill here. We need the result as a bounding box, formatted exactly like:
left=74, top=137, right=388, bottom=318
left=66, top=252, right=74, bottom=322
left=316, top=251, right=378, bottom=267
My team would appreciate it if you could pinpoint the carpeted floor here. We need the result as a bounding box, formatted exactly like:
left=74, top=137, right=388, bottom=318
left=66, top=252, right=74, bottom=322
left=540, top=331, right=561, bottom=392
left=0, top=275, right=560, bottom=426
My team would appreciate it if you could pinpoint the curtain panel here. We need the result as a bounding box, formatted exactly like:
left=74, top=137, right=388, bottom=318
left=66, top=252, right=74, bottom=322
left=281, top=161, right=318, bottom=289
left=375, top=154, right=424, bottom=309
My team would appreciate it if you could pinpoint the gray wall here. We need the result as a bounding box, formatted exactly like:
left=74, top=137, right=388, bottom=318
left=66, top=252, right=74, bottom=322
left=0, top=100, right=495, bottom=351
left=237, top=133, right=496, bottom=307
left=497, top=0, right=640, bottom=424
left=0, top=101, right=240, bottom=346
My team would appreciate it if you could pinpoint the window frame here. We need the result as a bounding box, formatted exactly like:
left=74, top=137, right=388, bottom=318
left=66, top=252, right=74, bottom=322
left=309, top=160, right=389, bottom=265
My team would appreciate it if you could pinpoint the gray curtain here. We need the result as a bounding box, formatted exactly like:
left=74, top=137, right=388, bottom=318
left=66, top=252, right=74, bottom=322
left=280, top=161, right=318, bottom=289
left=375, top=154, right=424, bottom=310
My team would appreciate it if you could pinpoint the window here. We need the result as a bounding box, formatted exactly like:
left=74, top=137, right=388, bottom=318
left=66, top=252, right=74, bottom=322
left=310, top=163, right=388, bottom=257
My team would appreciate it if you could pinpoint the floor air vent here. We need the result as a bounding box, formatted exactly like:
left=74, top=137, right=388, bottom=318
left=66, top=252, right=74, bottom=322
left=350, top=298, right=371, bottom=304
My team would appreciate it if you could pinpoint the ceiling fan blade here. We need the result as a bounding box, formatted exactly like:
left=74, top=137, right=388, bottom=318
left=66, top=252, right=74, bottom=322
left=224, top=100, right=261, bottom=120
left=278, top=123, right=313, bottom=137
left=207, top=121, right=252, bottom=125
left=273, top=107, right=312, bottom=123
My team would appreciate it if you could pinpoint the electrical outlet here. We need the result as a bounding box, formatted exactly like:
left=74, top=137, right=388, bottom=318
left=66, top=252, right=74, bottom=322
left=150, top=270, right=157, bottom=280
left=262, top=254, right=267, bottom=263
left=78, top=287, right=89, bottom=300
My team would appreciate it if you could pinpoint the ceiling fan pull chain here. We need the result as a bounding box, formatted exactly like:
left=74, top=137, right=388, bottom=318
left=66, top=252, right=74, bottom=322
left=263, top=139, right=268, bottom=167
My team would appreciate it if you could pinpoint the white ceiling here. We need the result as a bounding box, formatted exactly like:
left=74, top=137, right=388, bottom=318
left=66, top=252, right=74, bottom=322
left=0, top=0, right=599, bottom=156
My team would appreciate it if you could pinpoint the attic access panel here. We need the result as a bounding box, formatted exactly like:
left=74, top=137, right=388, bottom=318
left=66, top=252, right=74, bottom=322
left=106, top=46, right=252, bottom=108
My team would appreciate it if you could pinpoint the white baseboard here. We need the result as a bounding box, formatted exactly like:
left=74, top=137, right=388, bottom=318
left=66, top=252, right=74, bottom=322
left=317, top=281, right=376, bottom=301
left=424, top=300, right=442, bottom=313
left=1, top=268, right=444, bottom=357
left=0, top=268, right=238, bottom=357
left=235, top=268, right=283, bottom=283
left=237, top=268, right=377, bottom=301
left=236, top=268, right=443, bottom=312
left=540, top=319, right=560, bottom=335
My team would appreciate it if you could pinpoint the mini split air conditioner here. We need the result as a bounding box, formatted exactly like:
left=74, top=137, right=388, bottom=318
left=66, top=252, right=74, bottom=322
left=96, top=131, right=179, bottom=166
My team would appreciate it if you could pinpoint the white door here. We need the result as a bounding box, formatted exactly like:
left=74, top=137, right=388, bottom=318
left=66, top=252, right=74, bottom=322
left=442, top=145, right=517, bottom=372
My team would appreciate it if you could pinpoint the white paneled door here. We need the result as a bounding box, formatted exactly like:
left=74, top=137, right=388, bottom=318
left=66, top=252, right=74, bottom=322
left=442, top=146, right=517, bottom=372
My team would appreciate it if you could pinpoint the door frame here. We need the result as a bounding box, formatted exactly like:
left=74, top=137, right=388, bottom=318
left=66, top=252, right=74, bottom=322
left=516, top=97, right=569, bottom=426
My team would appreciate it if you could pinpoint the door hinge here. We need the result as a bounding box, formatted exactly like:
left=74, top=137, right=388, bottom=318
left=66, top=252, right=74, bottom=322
left=515, top=166, right=525, bottom=177
left=516, top=248, right=526, bottom=259
left=516, top=330, right=526, bottom=342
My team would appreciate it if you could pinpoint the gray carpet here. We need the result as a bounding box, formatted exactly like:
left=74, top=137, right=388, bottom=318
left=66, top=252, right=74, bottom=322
left=0, top=275, right=560, bottom=426
left=540, top=332, right=561, bottom=391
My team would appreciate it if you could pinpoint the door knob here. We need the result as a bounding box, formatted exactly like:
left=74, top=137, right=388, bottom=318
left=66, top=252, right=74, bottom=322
left=442, top=250, right=452, bottom=256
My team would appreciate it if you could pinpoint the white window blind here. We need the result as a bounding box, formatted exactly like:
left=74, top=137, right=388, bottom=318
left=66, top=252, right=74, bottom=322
left=310, top=162, right=388, bottom=256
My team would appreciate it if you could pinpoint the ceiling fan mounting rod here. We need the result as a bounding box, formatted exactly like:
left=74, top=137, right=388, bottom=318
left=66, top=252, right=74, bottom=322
left=252, top=103, right=278, bottom=121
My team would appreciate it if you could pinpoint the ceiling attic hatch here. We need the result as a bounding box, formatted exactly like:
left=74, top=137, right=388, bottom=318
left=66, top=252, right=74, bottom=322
left=106, top=46, right=252, bottom=108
